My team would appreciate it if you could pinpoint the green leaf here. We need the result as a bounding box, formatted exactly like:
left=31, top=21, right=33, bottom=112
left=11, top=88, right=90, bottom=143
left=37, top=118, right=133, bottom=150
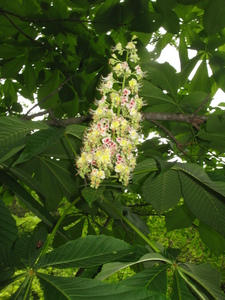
left=1, top=56, right=26, bottom=78
left=140, top=80, right=175, bottom=106
left=5, top=157, right=80, bottom=211
left=0, top=171, right=57, bottom=229
left=188, top=59, right=211, bottom=94
left=96, top=252, right=172, bottom=281
left=0, top=197, right=18, bottom=248
left=38, top=72, right=60, bottom=109
left=130, top=12, right=163, bottom=33
left=38, top=273, right=164, bottom=300
left=0, top=139, right=25, bottom=164
left=121, top=265, right=169, bottom=294
left=178, top=263, right=224, bottom=299
left=36, top=235, right=132, bottom=269
left=143, top=62, right=179, bottom=101
left=0, top=44, right=26, bottom=59
left=142, top=170, right=182, bottom=214
left=175, top=163, right=225, bottom=198
left=93, top=0, right=121, bottom=33
left=206, top=113, right=225, bottom=133
left=15, top=227, right=48, bottom=268
left=0, top=244, right=22, bottom=283
left=165, top=204, right=195, bottom=231
left=171, top=269, right=196, bottom=300
left=14, top=128, right=65, bottom=165
left=203, top=0, right=225, bottom=35
left=23, top=63, right=37, bottom=94
left=180, top=54, right=202, bottom=86
left=0, top=116, right=49, bottom=148
left=123, top=207, right=150, bottom=235
left=82, top=186, right=105, bottom=207
left=199, top=222, right=225, bottom=255
left=133, top=158, right=157, bottom=182
left=179, top=171, right=225, bottom=237
left=66, top=124, right=86, bottom=139
left=162, top=10, right=180, bottom=34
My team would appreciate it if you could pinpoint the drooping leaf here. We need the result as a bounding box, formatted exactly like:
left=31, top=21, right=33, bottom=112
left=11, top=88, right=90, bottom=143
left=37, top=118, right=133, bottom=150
left=178, top=263, right=224, bottom=299
left=143, top=62, right=179, bottom=101
left=199, top=222, right=225, bottom=255
left=14, top=128, right=65, bottom=165
left=36, top=235, right=132, bottom=269
left=179, top=171, right=225, bottom=237
left=0, top=244, right=22, bottom=283
left=38, top=273, right=165, bottom=300
left=96, top=252, right=172, bottom=281
left=133, top=158, right=157, bottom=182
left=165, top=204, right=195, bottom=232
left=15, top=227, right=48, bottom=268
left=171, top=269, right=196, bottom=300
left=142, top=170, right=182, bottom=214
left=93, top=0, right=121, bottom=33
left=121, top=265, right=169, bottom=294
left=0, top=116, right=49, bottom=148
left=82, top=186, right=105, bottom=207
left=0, top=171, right=57, bottom=229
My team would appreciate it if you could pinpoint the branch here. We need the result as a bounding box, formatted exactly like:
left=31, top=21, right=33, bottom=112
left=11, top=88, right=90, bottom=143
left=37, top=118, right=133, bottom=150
left=0, top=8, right=91, bottom=25
left=144, top=112, right=207, bottom=127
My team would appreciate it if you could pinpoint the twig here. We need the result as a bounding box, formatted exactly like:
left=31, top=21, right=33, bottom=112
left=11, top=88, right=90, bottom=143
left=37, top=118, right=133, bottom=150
left=21, top=110, right=49, bottom=120
left=150, top=120, right=191, bottom=157
left=2, top=12, right=55, bottom=51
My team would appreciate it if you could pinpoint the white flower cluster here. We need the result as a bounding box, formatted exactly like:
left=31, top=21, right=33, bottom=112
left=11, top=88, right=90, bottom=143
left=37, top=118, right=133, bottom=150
left=76, top=36, right=146, bottom=188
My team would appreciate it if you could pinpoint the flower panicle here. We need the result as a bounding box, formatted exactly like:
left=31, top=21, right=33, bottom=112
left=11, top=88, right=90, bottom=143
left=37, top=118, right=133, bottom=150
left=76, top=36, right=146, bottom=188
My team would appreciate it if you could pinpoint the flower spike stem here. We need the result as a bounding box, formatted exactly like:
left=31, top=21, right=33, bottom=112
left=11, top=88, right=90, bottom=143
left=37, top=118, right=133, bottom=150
left=101, top=195, right=160, bottom=253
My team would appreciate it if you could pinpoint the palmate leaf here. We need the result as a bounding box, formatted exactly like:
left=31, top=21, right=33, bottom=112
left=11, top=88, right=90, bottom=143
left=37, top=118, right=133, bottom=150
left=37, top=273, right=166, bottom=300
left=142, top=170, right=182, bottom=214
left=178, top=263, right=224, bottom=300
left=36, top=235, right=132, bottom=270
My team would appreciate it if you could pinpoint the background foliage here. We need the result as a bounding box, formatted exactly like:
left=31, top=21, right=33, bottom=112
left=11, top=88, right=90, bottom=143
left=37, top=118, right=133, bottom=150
left=0, top=0, right=225, bottom=299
